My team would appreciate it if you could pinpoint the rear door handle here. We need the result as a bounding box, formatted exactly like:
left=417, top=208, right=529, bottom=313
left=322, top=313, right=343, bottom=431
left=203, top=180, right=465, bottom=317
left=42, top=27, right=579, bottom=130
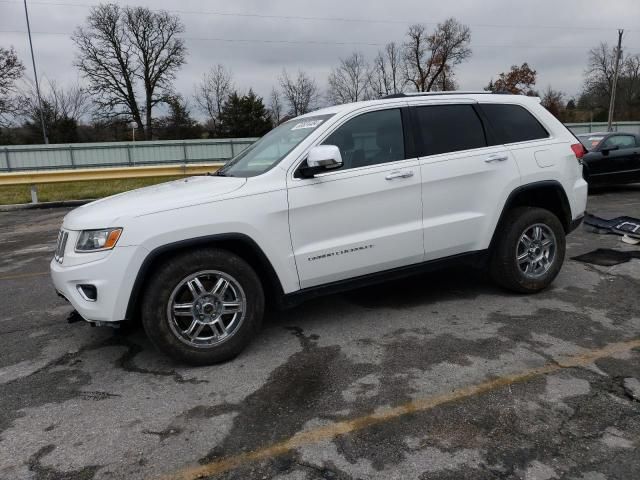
left=385, top=170, right=414, bottom=180
left=485, top=154, right=509, bottom=163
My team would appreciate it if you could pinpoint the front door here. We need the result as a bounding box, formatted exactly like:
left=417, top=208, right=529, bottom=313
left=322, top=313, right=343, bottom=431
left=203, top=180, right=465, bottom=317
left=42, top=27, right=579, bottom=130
left=595, top=134, right=640, bottom=184
left=287, top=108, right=424, bottom=289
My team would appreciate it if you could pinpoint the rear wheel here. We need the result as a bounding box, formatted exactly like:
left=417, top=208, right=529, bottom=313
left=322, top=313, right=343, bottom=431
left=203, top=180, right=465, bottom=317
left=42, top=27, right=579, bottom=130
left=141, top=248, right=264, bottom=365
left=490, top=207, right=566, bottom=293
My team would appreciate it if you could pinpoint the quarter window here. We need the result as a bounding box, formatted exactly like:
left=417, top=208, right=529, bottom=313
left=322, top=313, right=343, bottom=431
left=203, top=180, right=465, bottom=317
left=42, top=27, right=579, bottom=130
left=414, top=105, right=487, bottom=156
left=322, top=109, right=405, bottom=170
left=480, top=104, right=549, bottom=144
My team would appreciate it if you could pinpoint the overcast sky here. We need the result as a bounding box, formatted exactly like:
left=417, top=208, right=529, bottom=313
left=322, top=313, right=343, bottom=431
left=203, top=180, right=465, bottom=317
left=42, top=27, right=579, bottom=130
left=2, top=0, right=640, bottom=116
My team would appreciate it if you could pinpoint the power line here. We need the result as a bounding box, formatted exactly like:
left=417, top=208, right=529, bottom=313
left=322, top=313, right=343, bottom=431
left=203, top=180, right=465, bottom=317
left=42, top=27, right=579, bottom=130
left=0, top=0, right=637, bottom=33
left=23, top=0, right=49, bottom=144
left=2, top=29, right=637, bottom=51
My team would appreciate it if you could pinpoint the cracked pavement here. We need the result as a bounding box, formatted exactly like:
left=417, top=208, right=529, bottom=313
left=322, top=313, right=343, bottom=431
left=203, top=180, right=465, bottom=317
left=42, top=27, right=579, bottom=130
left=1, top=185, right=640, bottom=480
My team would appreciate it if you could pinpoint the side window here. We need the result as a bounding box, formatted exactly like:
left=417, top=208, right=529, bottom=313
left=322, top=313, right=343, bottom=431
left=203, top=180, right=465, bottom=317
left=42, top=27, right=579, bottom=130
left=322, top=109, right=405, bottom=170
left=481, top=104, right=549, bottom=144
left=414, top=104, right=487, bottom=156
left=602, top=135, right=637, bottom=149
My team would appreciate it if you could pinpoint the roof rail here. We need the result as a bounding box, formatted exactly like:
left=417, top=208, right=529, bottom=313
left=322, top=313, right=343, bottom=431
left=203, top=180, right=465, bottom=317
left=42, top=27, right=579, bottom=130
left=382, top=90, right=510, bottom=99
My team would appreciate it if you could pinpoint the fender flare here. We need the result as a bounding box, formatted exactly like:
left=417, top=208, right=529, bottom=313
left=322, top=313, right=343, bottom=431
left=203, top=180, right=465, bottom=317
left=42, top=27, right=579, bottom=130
left=490, top=180, right=573, bottom=250
left=125, top=233, right=285, bottom=320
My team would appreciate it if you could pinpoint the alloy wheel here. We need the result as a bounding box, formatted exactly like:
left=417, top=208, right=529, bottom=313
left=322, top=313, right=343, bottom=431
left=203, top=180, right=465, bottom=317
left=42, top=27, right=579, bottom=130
left=166, top=270, right=247, bottom=348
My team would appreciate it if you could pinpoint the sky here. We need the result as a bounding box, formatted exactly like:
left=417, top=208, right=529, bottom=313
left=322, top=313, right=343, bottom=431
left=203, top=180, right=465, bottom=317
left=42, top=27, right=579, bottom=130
left=1, top=0, right=640, bottom=118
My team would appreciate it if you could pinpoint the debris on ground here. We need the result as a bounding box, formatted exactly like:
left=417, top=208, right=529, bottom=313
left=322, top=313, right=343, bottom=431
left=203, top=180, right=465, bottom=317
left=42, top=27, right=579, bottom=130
left=572, top=248, right=640, bottom=266
left=584, top=213, right=640, bottom=239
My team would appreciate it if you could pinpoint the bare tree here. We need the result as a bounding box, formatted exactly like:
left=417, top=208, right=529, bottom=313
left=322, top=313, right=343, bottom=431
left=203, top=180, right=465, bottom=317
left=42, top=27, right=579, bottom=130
left=48, top=81, right=92, bottom=121
left=269, top=87, right=283, bottom=126
left=17, top=80, right=92, bottom=143
left=579, top=42, right=640, bottom=119
left=73, top=4, right=186, bottom=139
left=20, top=80, right=91, bottom=121
left=541, top=86, right=565, bottom=118
left=403, top=18, right=471, bottom=92
left=369, top=42, right=403, bottom=98
left=0, top=46, right=25, bottom=126
left=194, top=64, right=233, bottom=133
left=279, top=69, right=320, bottom=116
left=621, top=54, right=640, bottom=108
left=327, top=52, right=372, bottom=105
left=584, top=43, right=617, bottom=100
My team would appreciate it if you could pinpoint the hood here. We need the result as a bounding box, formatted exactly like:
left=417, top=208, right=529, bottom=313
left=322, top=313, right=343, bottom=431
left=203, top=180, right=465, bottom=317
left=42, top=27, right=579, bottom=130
left=63, top=175, right=246, bottom=230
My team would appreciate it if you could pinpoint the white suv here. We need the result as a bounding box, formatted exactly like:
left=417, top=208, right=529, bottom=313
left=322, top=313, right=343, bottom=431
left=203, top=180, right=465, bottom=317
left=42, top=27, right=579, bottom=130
left=51, top=92, right=588, bottom=364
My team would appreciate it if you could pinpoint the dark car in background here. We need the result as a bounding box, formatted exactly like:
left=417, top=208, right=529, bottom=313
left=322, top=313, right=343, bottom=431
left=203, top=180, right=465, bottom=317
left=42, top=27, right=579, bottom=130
left=577, top=132, right=640, bottom=186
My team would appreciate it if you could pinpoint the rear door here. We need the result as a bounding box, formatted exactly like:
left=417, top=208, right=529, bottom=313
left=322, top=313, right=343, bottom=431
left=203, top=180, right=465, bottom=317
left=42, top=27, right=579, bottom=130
left=413, top=103, right=521, bottom=260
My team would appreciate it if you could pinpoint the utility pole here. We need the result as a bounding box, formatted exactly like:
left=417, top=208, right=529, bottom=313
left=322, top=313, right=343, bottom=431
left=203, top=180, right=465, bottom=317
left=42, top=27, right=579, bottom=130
left=607, top=29, right=624, bottom=132
left=23, top=0, right=48, bottom=144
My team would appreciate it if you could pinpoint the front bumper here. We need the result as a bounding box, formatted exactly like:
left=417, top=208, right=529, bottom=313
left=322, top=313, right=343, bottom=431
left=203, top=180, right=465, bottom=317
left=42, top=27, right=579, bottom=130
left=50, top=245, right=147, bottom=323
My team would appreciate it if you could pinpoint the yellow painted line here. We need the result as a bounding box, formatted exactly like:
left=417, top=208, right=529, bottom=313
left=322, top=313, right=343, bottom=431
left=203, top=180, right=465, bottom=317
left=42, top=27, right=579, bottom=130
left=0, top=271, right=49, bottom=281
left=0, top=163, right=223, bottom=186
left=159, top=338, right=640, bottom=480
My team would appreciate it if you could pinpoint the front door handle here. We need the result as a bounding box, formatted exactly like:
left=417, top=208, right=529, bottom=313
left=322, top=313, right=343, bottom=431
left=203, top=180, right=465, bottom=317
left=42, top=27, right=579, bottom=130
left=485, top=154, right=509, bottom=163
left=385, top=170, right=414, bottom=180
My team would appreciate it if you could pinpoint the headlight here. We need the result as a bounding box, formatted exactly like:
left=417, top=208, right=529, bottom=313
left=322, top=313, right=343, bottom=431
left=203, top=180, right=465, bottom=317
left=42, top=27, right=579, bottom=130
left=75, top=228, right=123, bottom=252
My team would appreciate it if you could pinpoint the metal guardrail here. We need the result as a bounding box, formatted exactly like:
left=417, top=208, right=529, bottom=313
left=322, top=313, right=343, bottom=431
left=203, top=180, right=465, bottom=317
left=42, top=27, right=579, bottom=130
left=0, top=162, right=223, bottom=204
left=564, top=121, right=640, bottom=135
left=0, top=138, right=256, bottom=172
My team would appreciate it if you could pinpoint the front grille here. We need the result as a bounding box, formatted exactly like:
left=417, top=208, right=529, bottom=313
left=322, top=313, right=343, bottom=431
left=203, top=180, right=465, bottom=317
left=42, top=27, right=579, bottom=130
left=54, top=230, right=69, bottom=263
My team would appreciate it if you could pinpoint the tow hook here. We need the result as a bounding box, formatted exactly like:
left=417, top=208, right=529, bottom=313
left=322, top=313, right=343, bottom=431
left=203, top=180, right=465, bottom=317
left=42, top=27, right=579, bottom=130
left=67, top=310, right=84, bottom=324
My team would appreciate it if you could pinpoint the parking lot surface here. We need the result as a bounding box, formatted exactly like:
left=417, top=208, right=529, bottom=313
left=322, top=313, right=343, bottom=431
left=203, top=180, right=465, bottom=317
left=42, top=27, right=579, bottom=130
left=1, top=186, right=640, bottom=480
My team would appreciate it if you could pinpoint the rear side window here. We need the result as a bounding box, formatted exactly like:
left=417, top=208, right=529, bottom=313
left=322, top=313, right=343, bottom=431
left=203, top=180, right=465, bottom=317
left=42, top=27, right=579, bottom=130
left=601, top=134, right=637, bottom=149
left=414, top=105, right=487, bottom=156
left=481, top=104, right=549, bottom=144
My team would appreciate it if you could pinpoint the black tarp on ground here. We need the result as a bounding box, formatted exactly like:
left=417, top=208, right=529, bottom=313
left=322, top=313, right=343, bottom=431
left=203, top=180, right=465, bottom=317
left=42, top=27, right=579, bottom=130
left=584, top=213, right=640, bottom=238
left=572, top=248, right=640, bottom=266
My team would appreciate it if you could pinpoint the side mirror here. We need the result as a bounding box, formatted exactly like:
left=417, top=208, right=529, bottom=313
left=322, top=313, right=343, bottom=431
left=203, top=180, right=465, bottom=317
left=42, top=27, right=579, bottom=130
left=298, top=145, right=343, bottom=178
left=601, top=145, right=620, bottom=155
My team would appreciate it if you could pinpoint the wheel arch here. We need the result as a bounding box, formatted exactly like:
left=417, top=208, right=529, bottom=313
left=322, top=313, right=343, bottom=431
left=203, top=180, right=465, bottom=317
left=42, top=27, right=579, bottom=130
left=490, top=180, right=573, bottom=249
left=125, top=233, right=285, bottom=321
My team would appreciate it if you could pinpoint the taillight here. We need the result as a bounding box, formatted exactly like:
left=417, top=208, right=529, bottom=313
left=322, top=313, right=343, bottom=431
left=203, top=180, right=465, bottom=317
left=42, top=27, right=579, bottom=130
left=571, top=143, right=586, bottom=160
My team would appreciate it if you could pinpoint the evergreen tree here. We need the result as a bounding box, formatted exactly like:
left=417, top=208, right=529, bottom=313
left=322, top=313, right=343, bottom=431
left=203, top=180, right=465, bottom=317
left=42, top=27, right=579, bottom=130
left=218, top=90, right=272, bottom=138
left=155, top=95, right=202, bottom=140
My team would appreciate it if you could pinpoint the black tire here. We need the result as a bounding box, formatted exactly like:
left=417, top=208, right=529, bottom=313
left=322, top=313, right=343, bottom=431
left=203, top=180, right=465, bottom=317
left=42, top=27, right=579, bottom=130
left=490, top=207, right=566, bottom=293
left=141, top=248, right=264, bottom=365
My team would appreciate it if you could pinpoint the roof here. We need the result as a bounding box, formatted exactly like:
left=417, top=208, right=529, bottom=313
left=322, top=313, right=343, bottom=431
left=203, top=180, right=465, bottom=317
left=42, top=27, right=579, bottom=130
left=577, top=132, right=609, bottom=137
left=299, top=91, right=541, bottom=119
left=577, top=131, right=639, bottom=138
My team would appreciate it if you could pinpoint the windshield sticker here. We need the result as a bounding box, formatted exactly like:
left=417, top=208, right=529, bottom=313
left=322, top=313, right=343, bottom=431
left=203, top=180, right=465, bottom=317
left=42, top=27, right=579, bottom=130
left=291, top=120, right=324, bottom=130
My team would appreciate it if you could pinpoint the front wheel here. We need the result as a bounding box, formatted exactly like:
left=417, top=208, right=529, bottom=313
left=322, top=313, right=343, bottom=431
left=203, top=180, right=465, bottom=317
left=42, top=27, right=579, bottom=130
left=490, top=207, right=566, bottom=293
left=141, top=248, right=264, bottom=365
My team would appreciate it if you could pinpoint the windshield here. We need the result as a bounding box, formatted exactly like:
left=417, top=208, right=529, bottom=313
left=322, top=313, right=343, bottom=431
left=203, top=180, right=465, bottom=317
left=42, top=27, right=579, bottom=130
left=217, top=114, right=335, bottom=177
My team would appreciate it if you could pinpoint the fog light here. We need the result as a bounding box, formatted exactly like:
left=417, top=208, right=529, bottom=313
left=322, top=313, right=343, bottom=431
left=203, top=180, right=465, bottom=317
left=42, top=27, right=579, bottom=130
left=77, top=284, right=97, bottom=302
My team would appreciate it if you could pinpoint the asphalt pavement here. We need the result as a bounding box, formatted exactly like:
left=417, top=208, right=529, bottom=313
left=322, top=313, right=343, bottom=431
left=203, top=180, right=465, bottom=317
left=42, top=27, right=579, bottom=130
left=1, top=186, right=640, bottom=480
